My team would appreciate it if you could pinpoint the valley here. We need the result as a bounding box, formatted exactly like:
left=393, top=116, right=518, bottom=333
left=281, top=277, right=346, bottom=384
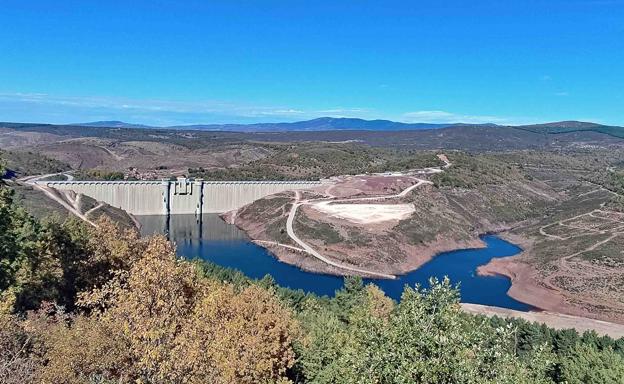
left=5, top=4, right=624, bottom=381
left=4, top=120, right=624, bottom=325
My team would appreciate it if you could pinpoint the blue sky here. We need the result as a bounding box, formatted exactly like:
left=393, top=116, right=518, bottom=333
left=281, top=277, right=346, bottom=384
left=1, top=1, right=623, bottom=126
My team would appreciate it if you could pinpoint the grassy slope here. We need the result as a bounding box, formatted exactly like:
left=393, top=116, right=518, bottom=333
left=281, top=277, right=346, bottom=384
left=514, top=124, right=624, bottom=139
left=191, top=144, right=443, bottom=180
left=0, top=149, right=71, bottom=177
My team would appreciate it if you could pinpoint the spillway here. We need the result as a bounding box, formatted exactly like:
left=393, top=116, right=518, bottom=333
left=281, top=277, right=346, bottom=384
left=42, top=177, right=322, bottom=215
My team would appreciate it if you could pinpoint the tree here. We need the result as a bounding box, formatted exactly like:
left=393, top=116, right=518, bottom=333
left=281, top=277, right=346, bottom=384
left=75, top=236, right=199, bottom=382
left=294, top=297, right=351, bottom=383
left=0, top=308, right=43, bottom=384
left=295, top=278, right=555, bottom=384
left=41, top=235, right=299, bottom=384
left=332, top=275, right=365, bottom=321
left=556, top=343, right=624, bottom=384
left=0, top=187, right=46, bottom=310
left=172, top=284, right=297, bottom=384
left=0, top=186, right=18, bottom=291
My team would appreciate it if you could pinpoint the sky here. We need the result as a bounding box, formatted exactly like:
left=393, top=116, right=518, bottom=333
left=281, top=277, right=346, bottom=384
left=0, top=0, right=623, bottom=126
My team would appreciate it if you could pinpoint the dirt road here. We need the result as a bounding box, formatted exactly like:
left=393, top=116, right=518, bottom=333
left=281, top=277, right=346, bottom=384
left=286, top=192, right=396, bottom=279
left=283, top=157, right=448, bottom=279
left=462, top=303, right=624, bottom=338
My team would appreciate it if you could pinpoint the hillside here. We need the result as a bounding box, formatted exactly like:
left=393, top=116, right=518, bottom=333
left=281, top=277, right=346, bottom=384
left=231, top=152, right=559, bottom=277
left=4, top=125, right=624, bottom=381
left=4, top=120, right=624, bottom=153
left=230, top=149, right=624, bottom=324
left=3, top=120, right=624, bottom=184
left=3, top=188, right=624, bottom=383
left=515, top=121, right=624, bottom=139
left=75, top=120, right=153, bottom=129
left=73, top=117, right=453, bottom=131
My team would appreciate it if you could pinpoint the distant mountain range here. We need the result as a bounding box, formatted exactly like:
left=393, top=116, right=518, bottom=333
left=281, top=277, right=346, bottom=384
left=4, top=119, right=624, bottom=153
left=75, top=120, right=154, bottom=129
left=77, top=117, right=455, bottom=132
left=70, top=117, right=614, bottom=133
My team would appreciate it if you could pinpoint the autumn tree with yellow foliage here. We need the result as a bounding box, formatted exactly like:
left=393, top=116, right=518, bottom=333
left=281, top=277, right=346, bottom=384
left=33, top=233, right=297, bottom=384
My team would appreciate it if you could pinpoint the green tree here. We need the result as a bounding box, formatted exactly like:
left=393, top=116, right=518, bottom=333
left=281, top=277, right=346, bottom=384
left=332, top=275, right=366, bottom=321
left=296, top=278, right=556, bottom=384
left=556, top=343, right=624, bottom=384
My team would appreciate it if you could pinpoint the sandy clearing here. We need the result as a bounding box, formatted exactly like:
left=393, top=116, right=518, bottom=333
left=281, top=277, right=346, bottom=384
left=311, top=202, right=415, bottom=224
left=280, top=161, right=448, bottom=279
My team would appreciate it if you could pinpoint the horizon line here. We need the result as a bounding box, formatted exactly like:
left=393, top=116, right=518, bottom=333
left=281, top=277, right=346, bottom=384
left=0, top=117, right=609, bottom=129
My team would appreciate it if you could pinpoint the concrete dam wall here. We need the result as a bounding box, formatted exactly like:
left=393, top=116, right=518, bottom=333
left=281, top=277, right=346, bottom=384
left=42, top=178, right=322, bottom=215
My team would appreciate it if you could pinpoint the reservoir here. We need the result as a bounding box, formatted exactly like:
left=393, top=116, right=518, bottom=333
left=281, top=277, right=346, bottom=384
left=138, top=214, right=532, bottom=311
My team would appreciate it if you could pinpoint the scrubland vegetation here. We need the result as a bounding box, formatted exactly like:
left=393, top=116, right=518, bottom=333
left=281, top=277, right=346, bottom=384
left=190, top=144, right=443, bottom=181
left=0, top=149, right=70, bottom=177
left=2, top=159, right=624, bottom=383
left=74, top=169, right=125, bottom=181
left=431, top=152, right=530, bottom=188
left=518, top=123, right=624, bottom=139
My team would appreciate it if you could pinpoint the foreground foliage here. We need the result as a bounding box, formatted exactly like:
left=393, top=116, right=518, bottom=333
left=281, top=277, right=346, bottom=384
left=2, top=169, right=624, bottom=383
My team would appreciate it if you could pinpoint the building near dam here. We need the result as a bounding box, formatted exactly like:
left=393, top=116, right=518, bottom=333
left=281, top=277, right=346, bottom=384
left=42, top=177, right=322, bottom=216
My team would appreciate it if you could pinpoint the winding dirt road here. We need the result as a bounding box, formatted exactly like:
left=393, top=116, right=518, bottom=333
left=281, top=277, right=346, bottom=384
left=286, top=192, right=397, bottom=279
left=283, top=155, right=449, bottom=279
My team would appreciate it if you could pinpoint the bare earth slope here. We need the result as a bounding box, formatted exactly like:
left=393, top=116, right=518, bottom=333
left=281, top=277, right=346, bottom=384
left=7, top=122, right=624, bottom=324
left=231, top=151, right=624, bottom=324
left=230, top=153, right=559, bottom=278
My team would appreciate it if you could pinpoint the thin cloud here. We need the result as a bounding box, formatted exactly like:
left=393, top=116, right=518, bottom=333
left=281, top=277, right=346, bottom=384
left=401, top=110, right=510, bottom=124
left=0, top=92, right=535, bottom=126
left=0, top=92, right=374, bottom=125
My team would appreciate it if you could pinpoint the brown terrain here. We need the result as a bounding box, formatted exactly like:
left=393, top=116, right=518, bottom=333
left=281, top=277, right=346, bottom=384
left=229, top=150, right=624, bottom=326
left=229, top=155, right=557, bottom=278
left=6, top=122, right=624, bottom=328
left=18, top=138, right=272, bottom=178
left=479, top=192, right=624, bottom=324
left=0, top=126, right=274, bottom=179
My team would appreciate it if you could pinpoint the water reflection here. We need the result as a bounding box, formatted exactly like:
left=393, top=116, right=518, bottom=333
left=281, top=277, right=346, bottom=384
left=138, top=214, right=248, bottom=242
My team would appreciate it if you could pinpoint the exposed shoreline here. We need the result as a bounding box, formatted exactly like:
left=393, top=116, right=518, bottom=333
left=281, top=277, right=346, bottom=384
left=225, top=211, right=624, bottom=334
left=226, top=202, right=624, bottom=330
left=478, top=231, right=624, bottom=325
left=462, top=303, right=624, bottom=338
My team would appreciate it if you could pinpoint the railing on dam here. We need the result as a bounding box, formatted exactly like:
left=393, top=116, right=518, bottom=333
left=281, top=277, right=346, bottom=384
left=42, top=178, right=323, bottom=216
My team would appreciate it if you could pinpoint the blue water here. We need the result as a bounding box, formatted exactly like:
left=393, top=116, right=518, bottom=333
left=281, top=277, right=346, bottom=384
left=2, top=169, right=16, bottom=179
left=138, top=214, right=532, bottom=311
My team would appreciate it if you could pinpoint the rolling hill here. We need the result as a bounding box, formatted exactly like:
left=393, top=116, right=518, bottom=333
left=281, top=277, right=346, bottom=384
left=76, top=117, right=453, bottom=131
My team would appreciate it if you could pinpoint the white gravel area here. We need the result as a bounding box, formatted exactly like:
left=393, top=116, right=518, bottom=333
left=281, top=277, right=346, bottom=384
left=311, top=202, right=415, bottom=224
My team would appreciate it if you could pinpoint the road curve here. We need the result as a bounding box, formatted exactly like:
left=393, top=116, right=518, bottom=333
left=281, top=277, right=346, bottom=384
left=19, top=171, right=97, bottom=227
left=282, top=157, right=451, bottom=279
left=286, top=198, right=397, bottom=279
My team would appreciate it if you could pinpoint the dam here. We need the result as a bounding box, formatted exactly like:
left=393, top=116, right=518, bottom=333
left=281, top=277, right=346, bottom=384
left=41, top=177, right=322, bottom=215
